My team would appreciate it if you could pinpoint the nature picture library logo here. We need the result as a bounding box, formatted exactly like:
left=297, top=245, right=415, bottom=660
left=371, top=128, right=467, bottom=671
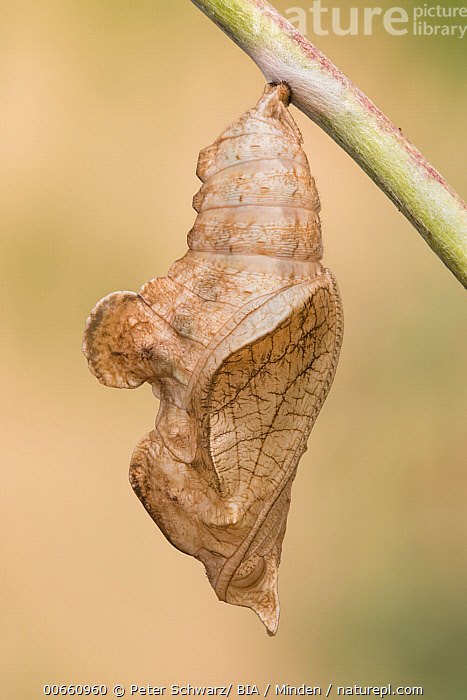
left=285, top=2, right=467, bottom=38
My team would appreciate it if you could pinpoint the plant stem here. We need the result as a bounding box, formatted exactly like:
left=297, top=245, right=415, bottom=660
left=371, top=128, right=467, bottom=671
left=190, top=0, right=467, bottom=288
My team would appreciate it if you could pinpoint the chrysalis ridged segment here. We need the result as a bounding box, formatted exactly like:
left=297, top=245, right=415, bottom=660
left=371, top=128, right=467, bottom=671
left=189, top=83, right=323, bottom=261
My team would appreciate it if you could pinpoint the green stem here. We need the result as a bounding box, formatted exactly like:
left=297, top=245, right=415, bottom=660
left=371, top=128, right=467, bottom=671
left=190, top=0, right=467, bottom=288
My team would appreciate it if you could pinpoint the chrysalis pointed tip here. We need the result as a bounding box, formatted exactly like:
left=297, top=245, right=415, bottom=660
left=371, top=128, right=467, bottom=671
left=263, top=609, right=280, bottom=636
left=223, top=553, right=281, bottom=635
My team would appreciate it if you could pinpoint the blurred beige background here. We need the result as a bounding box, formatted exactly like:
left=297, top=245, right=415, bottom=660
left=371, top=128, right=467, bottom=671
left=1, top=1, right=466, bottom=697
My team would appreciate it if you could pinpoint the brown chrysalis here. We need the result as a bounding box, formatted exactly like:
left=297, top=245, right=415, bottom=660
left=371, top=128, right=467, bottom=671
left=83, top=84, right=343, bottom=635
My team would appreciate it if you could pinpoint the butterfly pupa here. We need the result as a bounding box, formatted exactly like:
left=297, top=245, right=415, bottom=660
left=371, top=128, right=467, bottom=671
left=83, top=83, right=343, bottom=635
